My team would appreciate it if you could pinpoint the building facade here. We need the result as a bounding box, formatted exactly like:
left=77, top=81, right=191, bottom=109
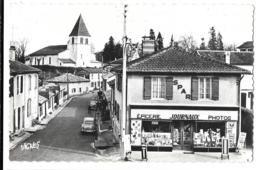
left=111, top=47, right=249, bottom=152
left=46, top=73, right=90, bottom=97
left=9, top=49, right=41, bottom=134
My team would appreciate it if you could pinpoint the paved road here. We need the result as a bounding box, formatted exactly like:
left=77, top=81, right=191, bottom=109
left=9, top=93, right=101, bottom=161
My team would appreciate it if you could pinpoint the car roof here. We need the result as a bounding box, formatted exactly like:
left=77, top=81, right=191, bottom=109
left=84, top=117, right=95, bottom=121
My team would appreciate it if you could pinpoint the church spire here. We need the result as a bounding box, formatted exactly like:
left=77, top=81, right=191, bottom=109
left=69, top=14, right=91, bottom=37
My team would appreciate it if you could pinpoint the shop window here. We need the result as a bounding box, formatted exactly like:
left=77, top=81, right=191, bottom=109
left=193, top=121, right=225, bottom=148
left=142, top=121, right=171, bottom=133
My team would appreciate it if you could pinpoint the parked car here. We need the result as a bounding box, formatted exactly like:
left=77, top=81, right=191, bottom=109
left=81, top=117, right=96, bottom=133
left=88, top=100, right=97, bottom=110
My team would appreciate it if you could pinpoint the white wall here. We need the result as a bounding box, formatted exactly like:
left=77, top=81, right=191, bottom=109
left=89, top=72, right=103, bottom=91
left=127, top=75, right=239, bottom=107
left=9, top=73, right=39, bottom=133
left=58, top=82, right=90, bottom=97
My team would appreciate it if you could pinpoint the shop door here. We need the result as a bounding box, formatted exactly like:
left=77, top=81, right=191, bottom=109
left=172, top=121, right=193, bottom=150
left=182, top=121, right=193, bottom=150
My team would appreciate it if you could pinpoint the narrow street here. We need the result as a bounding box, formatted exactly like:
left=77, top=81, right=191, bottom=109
left=9, top=93, right=103, bottom=161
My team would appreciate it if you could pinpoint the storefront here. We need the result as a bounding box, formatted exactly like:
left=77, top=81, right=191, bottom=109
left=130, top=107, right=238, bottom=151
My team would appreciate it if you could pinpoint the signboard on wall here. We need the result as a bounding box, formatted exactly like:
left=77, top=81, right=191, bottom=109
left=226, top=122, right=237, bottom=147
left=237, top=132, right=247, bottom=149
left=131, top=109, right=238, bottom=121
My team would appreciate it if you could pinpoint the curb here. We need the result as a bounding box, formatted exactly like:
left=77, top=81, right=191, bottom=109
left=9, top=132, right=33, bottom=151
left=9, top=97, right=74, bottom=151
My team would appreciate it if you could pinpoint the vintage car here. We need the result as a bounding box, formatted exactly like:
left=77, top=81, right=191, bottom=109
left=81, top=117, right=96, bottom=133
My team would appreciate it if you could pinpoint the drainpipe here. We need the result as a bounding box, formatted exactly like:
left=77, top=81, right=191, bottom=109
left=238, top=75, right=244, bottom=142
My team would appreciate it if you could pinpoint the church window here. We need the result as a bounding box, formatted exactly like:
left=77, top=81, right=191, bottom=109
left=80, top=37, right=83, bottom=44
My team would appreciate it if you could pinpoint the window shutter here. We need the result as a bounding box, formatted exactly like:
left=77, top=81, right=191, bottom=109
left=191, top=77, right=198, bottom=100
left=212, top=77, right=219, bottom=100
left=166, top=77, right=173, bottom=100
left=143, top=77, right=151, bottom=100
left=9, top=78, right=14, bottom=97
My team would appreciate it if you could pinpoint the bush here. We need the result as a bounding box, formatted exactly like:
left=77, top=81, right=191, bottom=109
left=241, top=107, right=253, bottom=147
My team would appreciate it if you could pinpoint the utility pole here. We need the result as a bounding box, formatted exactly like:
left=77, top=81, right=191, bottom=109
left=121, top=4, right=128, bottom=160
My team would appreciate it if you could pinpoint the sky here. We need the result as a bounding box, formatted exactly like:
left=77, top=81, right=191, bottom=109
left=6, top=0, right=254, bottom=55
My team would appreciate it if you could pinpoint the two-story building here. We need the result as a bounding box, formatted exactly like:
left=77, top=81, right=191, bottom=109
left=111, top=47, right=249, bottom=152
left=46, top=73, right=90, bottom=97
left=9, top=46, right=41, bottom=134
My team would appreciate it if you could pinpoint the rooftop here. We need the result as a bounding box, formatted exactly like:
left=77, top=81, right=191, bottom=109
left=46, top=73, right=90, bottom=83
left=197, top=50, right=254, bottom=65
left=112, top=47, right=250, bottom=74
left=237, top=41, right=253, bottom=49
left=80, top=67, right=103, bottom=73
left=10, top=60, right=41, bottom=75
left=69, top=14, right=91, bottom=37
left=58, top=58, right=76, bottom=64
left=28, top=45, right=67, bottom=56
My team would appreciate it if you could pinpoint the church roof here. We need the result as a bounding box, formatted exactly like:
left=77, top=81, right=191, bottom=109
left=69, top=14, right=91, bottom=37
left=28, top=45, right=67, bottom=56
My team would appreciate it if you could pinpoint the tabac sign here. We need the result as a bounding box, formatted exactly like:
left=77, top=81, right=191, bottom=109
left=132, top=109, right=238, bottom=121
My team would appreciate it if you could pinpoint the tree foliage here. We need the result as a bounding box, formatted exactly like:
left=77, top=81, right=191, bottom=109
left=208, top=26, right=217, bottom=50
left=179, top=35, right=197, bottom=51
left=217, top=32, right=224, bottom=50
left=156, top=32, right=164, bottom=50
left=199, top=38, right=206, bottom=50
left=102, top=36, right=123, bottom=63
left=15, top=39, right=28, bottom=63
left=149, top=29, right=155, bottom=40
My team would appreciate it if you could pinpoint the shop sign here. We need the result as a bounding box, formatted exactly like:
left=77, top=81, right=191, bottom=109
left=171, top=114, right=199, bottom=120
left=137, top=114, right=161, bottom=119
left=131, top=109, right=238, bottom=121
left=208, top=115, right=231, bottom=121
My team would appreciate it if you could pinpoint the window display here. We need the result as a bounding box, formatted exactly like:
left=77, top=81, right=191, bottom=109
left=142, top=132, right=172, bottom=146
left=193, top=122, right=225, bottom=148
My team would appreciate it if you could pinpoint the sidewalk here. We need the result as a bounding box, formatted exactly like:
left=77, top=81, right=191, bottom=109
left=9, top=97, right=73, bottom=151
left=128, top=148, right=253, bottom=162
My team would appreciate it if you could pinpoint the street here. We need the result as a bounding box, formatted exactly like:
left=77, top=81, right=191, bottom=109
left=9, top=93, right=103, bottom=161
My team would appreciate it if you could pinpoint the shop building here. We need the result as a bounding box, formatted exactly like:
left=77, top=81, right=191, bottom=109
left=112, top=47, right=249, bottom=152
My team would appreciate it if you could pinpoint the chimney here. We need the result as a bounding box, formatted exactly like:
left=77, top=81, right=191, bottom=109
left=225, top=51, right=231, bottom=64
left=9, top=42, right=16, bottom=61
left=142, top=36, right=155, bottom=55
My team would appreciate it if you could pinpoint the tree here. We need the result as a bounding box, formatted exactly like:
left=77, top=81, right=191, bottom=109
left=102, top=36, right=115, bottom=63
left=208, top=26, right=217, bottom=50
left=199, top=38, right=206, bottom=50
left=15, top=39, right=28, bottom=63
left=224, top=44, right=237, bottom=51
left=217, top=32, right=224, bottom=50
left=179, top=35, right=197, bottom=52
left=149, top=29, right=155, bottom=40
left=170, top=34, right=174, bottom=47
left=114, top=43, right=123, bottom=60
left=156, top=32, right=164, bottom=50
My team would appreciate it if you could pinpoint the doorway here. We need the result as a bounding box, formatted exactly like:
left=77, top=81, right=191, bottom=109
left=172, top=121, right=194, bottom=150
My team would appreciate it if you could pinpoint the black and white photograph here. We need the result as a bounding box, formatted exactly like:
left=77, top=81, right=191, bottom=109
left=2, top=0, right=258, bottom=169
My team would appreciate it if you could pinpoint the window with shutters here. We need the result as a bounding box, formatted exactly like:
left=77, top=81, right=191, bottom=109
left=151, top=77, right=166, bottom=99
left=192, top=77, right=219, bottom=100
